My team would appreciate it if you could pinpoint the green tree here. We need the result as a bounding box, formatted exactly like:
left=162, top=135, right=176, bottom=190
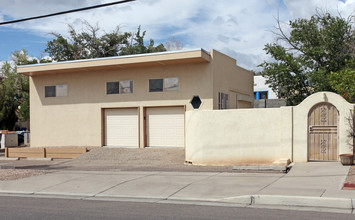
left=259, top=13, right=354, bottom=105
left=0, top=63, right=19, bottom=130
left=45, top=22, right=166, bottom=61
left=119, top=26, right=166, bottom=55
left=329, top=59, right=355, bottom=103
left=0, top=50, right=41, bottom=130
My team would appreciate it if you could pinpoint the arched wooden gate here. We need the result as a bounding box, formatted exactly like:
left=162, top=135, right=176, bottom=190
left=308, top=103, right=339, bottom=161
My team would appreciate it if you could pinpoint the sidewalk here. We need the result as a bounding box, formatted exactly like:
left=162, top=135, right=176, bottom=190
left=0, top=162, right=354, bottom=213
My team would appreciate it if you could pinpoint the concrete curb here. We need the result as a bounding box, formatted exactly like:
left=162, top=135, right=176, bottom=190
left=0, top=165, right=16, bottom=169
left=26, top=158, right=53, bottom=161
left=254, top=195, right=352, bottom=209
left=0, top=157, right=19, bottom=161
left=0, top=191, right=353, bottom=213
left=232, top=165, right=286, bottom=172
left=219, top=195, right=252, bottom=205
left=220, top=195, right=354, bottom=211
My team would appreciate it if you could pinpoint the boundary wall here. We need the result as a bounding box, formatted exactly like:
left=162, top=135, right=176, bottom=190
left=185, top=92, right=354, bottom=166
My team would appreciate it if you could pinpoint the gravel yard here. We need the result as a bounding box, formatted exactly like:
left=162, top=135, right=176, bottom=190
left=64, top=147, right=235, bottom=172
left=0, top=169, right=51, bottom=181
left=0, top=148, right=235, bottom=181
left=3, top=148, right=355, bottom=183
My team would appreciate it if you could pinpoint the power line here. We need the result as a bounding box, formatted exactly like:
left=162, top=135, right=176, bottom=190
left=0, top=0, right=136, bottom=26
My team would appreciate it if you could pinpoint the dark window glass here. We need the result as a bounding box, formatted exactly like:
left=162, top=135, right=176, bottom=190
left=107, top=82, right=119, bottom=94
left=45, top=86, right=56, bottom=97
left=254, top=92, right=257, bottom=99
left=218, top=92, right=229, bottom=109
left=149, top=79, right=163, bottom=92
left=259, top=91, right=268, bottom=99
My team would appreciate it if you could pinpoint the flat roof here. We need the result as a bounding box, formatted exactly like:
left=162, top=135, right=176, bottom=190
left=18, top=48, right=211, bottom=76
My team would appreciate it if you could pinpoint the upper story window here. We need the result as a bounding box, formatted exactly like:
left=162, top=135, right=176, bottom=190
left=107, top=82, right=119, bottom=94
left=107, top=80, right=133, bottom=94
left=45, top=84, right=68, bottom=97
left=164, top=77, right=179, bottom=91
left=254, top=91, right=268, bottom=100
left=149, top=79, right=163, bottom=92
left=259, top=91, right=268, bottom=99
left=119, top=81, right=133, bottom=94
left=218, top=92, right=229, bottom=109
left=149, top=77, right=179, bottom=92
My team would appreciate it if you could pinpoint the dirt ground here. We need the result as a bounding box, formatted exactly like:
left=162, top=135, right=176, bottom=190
left=0, top=148, right=237, bottom=181
left=45, top=147, right=236, bottom=172
left=0, top=169, right=51, bottom=181
left=5, top=148, right=354, bottom=182
left=344, top=165, right=355, bottom=185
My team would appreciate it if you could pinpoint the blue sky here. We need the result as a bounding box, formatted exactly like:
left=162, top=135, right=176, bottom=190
left=0, top=0, right=354, bottom=70
left=0, top=26, right=50, bottom=60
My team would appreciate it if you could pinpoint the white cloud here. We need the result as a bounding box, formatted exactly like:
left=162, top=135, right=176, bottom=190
left=0, top=0, right=353, bottom=70
left=284, top=0, right=355, bottom=19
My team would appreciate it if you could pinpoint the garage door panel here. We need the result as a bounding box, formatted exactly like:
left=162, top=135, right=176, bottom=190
left=146, top=107, right=184, bottom=147
left=105, top=108, right=138, bottom=147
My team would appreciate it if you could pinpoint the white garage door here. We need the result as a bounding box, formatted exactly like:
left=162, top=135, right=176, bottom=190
left=105, top=108, right=138, bottom=147
left=146, top=107, right=184, bottom=147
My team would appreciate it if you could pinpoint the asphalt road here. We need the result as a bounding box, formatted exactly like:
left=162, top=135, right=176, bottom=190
left=0, top=196, right=353, bottom=220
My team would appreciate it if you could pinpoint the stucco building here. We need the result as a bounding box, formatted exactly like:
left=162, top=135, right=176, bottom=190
left=18, top=49, right=254, bottom=148
left=253, top=75, right=287, bottom=108
left=253, top=75, right=278, bottom=100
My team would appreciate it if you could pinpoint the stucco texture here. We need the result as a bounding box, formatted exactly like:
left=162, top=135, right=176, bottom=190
left=21, top=49, right=254, bottom=148
left=186, top=107, right=292, bottom=165
left=293, top=92, right=355, bottom=162
left=186, top=92, right=354, bottom=166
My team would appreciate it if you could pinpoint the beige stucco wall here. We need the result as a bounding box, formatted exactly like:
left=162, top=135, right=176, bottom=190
left=293, top=92, right=355, bottom=162
left=22, top=49, right=254, bottom=148
left=0, top=133, right=18, bottom=148
left=210, top=50, right=254, bottom=109
left=186, top=92, right=354, bottom=166
left=29, top=61, right=215, bottom=148
left=185, top=107, right=293, bottom=165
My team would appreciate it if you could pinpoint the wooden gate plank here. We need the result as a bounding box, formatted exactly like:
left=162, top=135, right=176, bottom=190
left=308, top=103, right=338, bottom=161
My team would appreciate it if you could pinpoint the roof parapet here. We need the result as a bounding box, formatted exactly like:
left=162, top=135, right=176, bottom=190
left=18, top=48, right=211, bottom=76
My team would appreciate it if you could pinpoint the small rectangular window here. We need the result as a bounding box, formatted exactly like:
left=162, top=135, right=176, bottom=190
left=107, top=82, right=119, bottom=94
left=45, top=85, right=68, bottom=98
left=149, top=79, right=163, bottom=92
left=259, top=91, right=268, bottom=99
left=56, top=84, right=68, bottom=97
left=120, top=80, right=133, bottom=94
left=45, top=86, right=56, bottom=97
left=164, top=77, right=179, bottom=92
left=218, top=92, right=229, bottom=109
